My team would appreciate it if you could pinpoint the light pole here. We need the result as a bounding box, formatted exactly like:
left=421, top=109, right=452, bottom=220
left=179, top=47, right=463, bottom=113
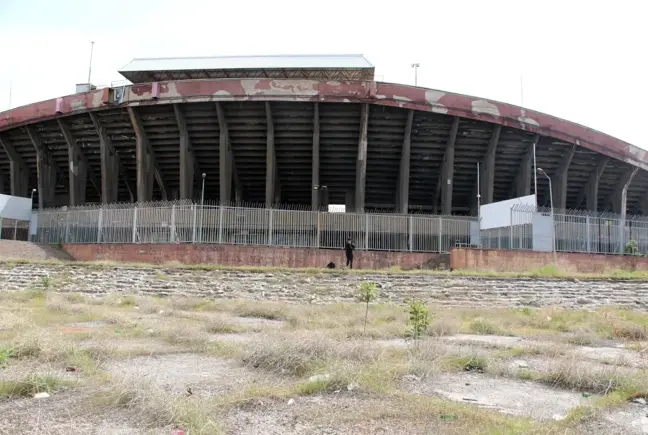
left=200, top=173, right=206, bottom=243
left=411, top=63, right=420, bottom=86
left=30, top=188, right=37, bottom=208
left=87, top=41, right=95, bottom=85
left=537, top=168, right=557, bottom=265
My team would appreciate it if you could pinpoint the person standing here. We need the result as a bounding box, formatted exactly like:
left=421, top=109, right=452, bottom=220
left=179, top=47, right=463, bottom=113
left=344, top=237, right=355, bottom=269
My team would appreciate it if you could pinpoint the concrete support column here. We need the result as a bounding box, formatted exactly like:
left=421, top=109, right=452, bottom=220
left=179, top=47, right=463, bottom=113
left=397, top=110, right=414, bottom=214
left=0, top=134, right=29, bottom=197
left=58, top=119, right=88, bottom=206
left=480, top=125, right=500, bottom=205
left=553, top=145, right=576, bottom=210
left=174, top=104, right=194, bottom=200
left=585, top=159, right=608, bottom=211
left=440, top=117, right=460, bottom=215
left=26, top=126, right=57, bottom=209
left=90, top=113, right=120, bottom=204
left=128, top=108, right=155, bottom=202
left=355, top=104, right=369, bottom=213
left=611, top=168, right=638, bottom=214
left=515, top=136, right=538, bottom=197
left=311, top=103, right=320, bottom=211
left=216, top=102, right=232, bottom=204
left=265, top=102, right=281, bottom=207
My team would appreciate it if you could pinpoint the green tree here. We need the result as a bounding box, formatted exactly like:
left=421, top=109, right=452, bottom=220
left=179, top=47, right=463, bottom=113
left=357, top=282, right=378, bottom=335
left=406, top=300, right=430, bottom=346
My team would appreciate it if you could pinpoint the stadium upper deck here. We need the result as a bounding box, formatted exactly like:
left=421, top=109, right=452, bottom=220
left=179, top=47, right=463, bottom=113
left=0, top=54, right=646, bottom=215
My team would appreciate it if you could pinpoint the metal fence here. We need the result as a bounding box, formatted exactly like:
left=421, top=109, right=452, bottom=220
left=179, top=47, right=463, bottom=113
left=0, top=218, right=29, bottom=241
left=496, top=204, right=648, bottom=255
left=33, top=202, right=476, bottom=253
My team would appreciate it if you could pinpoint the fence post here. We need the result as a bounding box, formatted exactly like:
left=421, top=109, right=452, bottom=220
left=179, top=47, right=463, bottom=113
left=218, top=206, right=224, bottom=244
left=364, top=214, right=370, bottom=251
left=619, top=219, right=625, bottom=255
left=438, top=216, right=443, bottom=252
left=191, top=205, right=197, bottom=243
left=131, top=207, right=138, bottom=243
left=13, top=220, right=18, bottom=241
left=170, top=205, right=176, bottom=243
left=65, top=210, right=71, bottom=243
left=0, top=217, right=3, bottom=240
left=268, top=209, right=273, bottom=246
left=586, top=216, right=591, bottom=253
left=97, top=208, right=103, bottom=243
left=408, top=214, right=413, bottom=252
left=315, top=211, right=320, bottom=249
left=509, top=207, right=513, bottom=250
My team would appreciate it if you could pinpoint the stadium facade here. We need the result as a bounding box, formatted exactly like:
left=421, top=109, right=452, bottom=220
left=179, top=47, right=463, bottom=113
left=1, top=54, right=647, bottom=217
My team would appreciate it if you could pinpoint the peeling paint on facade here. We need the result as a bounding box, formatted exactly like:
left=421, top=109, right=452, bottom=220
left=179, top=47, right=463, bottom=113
left=1, top=78, right=647, bottom=173
left=471, top=99, right=501, bottom=117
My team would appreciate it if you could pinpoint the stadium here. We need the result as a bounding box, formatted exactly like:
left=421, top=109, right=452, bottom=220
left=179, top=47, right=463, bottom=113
left=1, top=53, right=646, bottom=216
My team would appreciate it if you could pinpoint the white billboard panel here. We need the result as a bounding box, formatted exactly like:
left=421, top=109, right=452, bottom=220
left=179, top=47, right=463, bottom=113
left=0, top=194, right=33, bottom=221
left=480, top=194, right=536, bottom=230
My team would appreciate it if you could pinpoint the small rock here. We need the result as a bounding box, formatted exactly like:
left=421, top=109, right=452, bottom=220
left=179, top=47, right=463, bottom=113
left=33, top=392, right=50, bottom=399
left=287, top=398, right=295, bottom=405
left=632, top=397, right=647, bottom=405
left=158, top=310, right=164, bottom=315
left=308, top=374, right=331, bottom=383
left=517, top=360, right=529, bottom=369
left=347, top=382, right=359, bottom=391
left=552, top=414, right=566, bottom=421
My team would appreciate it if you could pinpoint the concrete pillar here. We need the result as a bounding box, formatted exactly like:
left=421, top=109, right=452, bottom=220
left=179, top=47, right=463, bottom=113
left=0, top=134, right=29, bottom=197
left=58, top=119, right=87, bottom=206
left=585, top=159, right=608, bottom=211
left=265, top=102, right=280, bottom=207
left=174, top=104, right=194, bottom=200
left=515, top=136, right=537, bottom=197
left=216, top=102, right=232, bottom=204
left=397, top=110, right=414, bottom=214
left=311, top=103, right=320, bottom=211
left=355, top=103, right=369, bottom=212
left=480, top=125, right=500, bottom=205
left=90, top=113, right=120, bottom=204
left=0, top=171, right=4, bottom=194
left=611, top=168, right=638, bottom=214
left=553, top=145, right=576, bottom=210
left=128, top=108, right=155, bottom=202
left=440, top=117, right=460, bottom=215
left=26, top=127, right=57, bottom=209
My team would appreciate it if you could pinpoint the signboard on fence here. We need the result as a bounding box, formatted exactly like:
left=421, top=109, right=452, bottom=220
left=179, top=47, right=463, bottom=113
left=479, top=194, right=536, bottom=230
left=0, top=194, right=32, bottom=221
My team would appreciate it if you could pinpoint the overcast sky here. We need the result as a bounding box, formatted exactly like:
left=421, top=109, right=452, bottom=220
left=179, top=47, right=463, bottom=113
left=0, top=0, right=645, bottom=149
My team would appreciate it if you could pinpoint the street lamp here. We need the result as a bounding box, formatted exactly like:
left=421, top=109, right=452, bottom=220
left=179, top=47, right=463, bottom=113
left=200, top=173, right=206, bottom=243
left=537, top=168, right=557, bottom=264
left=411, top=63, right=420, bottom=86
left=30, top=189, right=37, bottom=208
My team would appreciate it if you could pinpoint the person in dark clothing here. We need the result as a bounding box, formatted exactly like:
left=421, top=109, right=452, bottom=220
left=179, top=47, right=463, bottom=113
left=344, top=237, right=355, bottom=269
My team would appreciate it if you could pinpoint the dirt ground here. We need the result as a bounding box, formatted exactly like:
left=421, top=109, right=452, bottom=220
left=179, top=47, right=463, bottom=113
left=2, top=283, right=648, bottom=434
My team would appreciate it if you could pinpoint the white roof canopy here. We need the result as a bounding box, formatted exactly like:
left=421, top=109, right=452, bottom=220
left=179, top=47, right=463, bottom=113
left=118, top=54, right=375, bottom=83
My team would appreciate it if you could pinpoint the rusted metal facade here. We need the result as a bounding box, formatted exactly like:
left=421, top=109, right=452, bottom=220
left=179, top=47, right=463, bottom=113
left=1, top=79, right=646, bottom=215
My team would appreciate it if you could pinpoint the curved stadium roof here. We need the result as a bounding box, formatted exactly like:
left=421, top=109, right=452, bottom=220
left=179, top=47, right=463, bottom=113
left=0, top=55, right=646, bottom=215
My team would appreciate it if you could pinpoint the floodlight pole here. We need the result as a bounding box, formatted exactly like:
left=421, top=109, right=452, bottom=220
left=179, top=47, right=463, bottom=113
left=538, top=168, right=556, bottom=265
left=411, top=63, right=420, bottom=86
left=87, top=41, right=95, bottom=85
